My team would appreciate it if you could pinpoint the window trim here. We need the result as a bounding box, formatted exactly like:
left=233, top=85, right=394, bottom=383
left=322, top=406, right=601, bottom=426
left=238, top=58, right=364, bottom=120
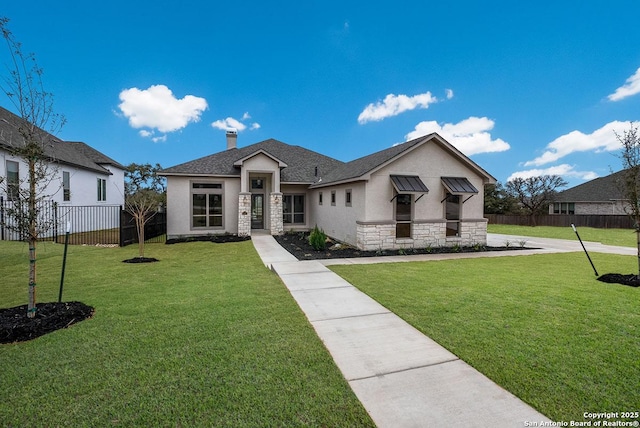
left=6, top=160, right=19, bottom=201
left=345, top=189, right=352, bottom=207
left=62, top=171, right=71, bottom=202
left=331, top=190, right=336, bottom=206
left=283, top=194, right=305, bottom=225
left=444, top=192, right=461, bottom=237
left=190, top=181, right=225, bottom=230
left=319, top=191, right=323, bottom=205
left=97, top=178, right=107, bottom=202
left=395, top=193, right=412, bottom=238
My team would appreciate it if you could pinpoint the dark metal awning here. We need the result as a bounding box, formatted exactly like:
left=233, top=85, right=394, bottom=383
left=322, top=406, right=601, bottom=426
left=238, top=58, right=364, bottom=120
left=441, top=177, right=478, bottom=194
left=390, top=175, right=429, bottom=193
left=390, top=175, right=429, bottom=202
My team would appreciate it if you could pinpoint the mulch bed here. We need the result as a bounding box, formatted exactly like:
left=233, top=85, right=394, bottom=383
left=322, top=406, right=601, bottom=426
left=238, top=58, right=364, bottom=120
left=123, top=257, right=159, bottom=263
left=274, top=232, right=533, bottom=260
left=165, top=234, right=251, bottom=245
left=0, top=301, right=94, bottom=344
left=597, top=273, right=640, bottom=288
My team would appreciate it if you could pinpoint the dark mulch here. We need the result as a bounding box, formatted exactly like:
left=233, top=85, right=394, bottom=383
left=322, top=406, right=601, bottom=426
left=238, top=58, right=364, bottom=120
left=1, top=301, right=95, bottom=344
left=597, top=273, right=640, bottom=288
left=165, top=234, right=251, bottom=245
left=274, top=232, right=534, bottom=260
left=123, top=257, right=159, bottom=263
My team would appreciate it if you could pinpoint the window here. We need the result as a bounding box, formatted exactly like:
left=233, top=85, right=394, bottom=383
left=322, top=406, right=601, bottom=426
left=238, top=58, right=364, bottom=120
left=63, top=171, right=70, bottom=201
left=97, top=178, right=107, bottom=201
left=192, top=182, right=223, bottom=228
left=553, top=202, right=574, bottom=215
left=319, top=192, right=323, bottom=205
left=345, top=189, right=352, bottom=207
left=445, top=192, right=461, bottom=236
left=395, top=194, right=412, bottom=238
left=331, top=191, right=336, bottom=206
left=283, top=194, right=305, bottom=224
left=6, top=161, right=19, bottom=201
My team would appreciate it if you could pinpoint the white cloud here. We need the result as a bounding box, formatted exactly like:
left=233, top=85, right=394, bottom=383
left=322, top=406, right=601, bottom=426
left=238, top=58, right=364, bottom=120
left=152, top=135, right=167, bottom=143
left=404, top=116, right=510, bottom=156
left=608, top=67, right=640, bottom=101
left=358, top=92, right=438, bottom=124
left=212, top=117, right=247, bottom=132
left=118, top=85, right=208, bottom=133
left=139, top=130, right=152, bottom=138
left=524, top=121, right=638, bottom=167
left=445, top=89, right=454, bottom=99
left=212, top=113, right=260, bottom=132
left=507, top=164, right=598, bottom=182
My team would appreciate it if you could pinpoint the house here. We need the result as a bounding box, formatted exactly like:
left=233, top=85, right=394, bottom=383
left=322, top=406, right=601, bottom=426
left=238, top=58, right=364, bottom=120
left=549, top=170, right=627, bottom=215
left=0, top=106, right=125, bottom=237
left=161, top=132, right=496, bottom=250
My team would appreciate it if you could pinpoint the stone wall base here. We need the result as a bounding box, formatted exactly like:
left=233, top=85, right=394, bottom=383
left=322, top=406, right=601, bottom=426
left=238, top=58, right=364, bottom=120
left=270, top=193, right=284, bottom=235
left=356, top=220, right=488, bottom=251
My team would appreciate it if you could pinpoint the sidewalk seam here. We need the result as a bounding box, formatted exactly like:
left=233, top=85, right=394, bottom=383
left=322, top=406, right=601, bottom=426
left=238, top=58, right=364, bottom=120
left=347, top=357, right=461, bottom=382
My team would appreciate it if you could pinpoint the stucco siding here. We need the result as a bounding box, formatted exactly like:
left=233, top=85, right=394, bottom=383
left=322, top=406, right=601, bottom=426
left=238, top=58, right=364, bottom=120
left=166, top=175, right=240, bottom=238
left=312, top=182, right=365, bottom=246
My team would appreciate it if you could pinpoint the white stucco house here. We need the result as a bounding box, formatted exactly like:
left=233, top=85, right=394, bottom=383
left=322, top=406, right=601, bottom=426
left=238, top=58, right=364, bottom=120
left=0, top=106, right=125, bottom=238
left=161, top=132, right=495, bottom=251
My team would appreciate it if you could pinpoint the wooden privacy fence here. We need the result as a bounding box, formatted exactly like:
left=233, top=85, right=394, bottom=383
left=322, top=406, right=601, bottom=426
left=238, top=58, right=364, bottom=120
left=0, top=197, right=166, bottom=246
left=485, top=214, right=635, bottom=229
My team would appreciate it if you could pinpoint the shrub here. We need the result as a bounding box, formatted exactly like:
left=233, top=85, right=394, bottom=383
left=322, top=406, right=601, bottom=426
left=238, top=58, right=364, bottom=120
left=308, top=225, right=327, bottom=251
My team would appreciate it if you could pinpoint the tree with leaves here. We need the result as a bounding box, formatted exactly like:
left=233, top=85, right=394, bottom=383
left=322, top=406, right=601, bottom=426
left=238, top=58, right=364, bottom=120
left=124, top=163, right=166, bottom=258
left=0, top=18, right=65, bottom=318
left=614, top=123, right=640, bottom=278
left=505, top=175, right=567, bottom=225
left=484, top=181, right=521, bottom=214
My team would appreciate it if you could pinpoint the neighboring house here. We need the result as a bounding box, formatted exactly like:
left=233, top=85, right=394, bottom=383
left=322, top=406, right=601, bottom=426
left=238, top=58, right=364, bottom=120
left=549, top=170, right=627, bottom=215
left=161, top=132, right=495, bottom=250
left=0, top=106, right=125, bottom=237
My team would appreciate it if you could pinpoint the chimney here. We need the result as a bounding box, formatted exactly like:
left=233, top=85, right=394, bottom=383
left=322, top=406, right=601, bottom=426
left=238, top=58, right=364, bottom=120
left=226, top=130, right=237, bottom=150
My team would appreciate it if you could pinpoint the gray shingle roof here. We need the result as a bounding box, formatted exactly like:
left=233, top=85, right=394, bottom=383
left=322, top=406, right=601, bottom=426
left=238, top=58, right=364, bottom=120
left=0, top=106, right=122, bottom=174
left=161, top=132, right=496, bottom=187
left=555, top=170, right=626, bottom=202
left=160, top=138, right=345, bottom=183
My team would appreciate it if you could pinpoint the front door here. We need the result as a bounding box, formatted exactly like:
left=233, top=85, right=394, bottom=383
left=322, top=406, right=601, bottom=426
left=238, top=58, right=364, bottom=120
left=251, top=194, right=264, bottom=229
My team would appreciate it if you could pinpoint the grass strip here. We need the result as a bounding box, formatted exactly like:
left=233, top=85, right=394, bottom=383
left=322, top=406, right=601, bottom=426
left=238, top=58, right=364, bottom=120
left=331, top=252, right=640, bottom=422
left=0, top=241, right=374, bottom=427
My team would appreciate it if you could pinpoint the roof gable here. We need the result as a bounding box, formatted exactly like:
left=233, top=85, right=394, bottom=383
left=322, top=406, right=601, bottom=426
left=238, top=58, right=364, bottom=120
left=161, top=138, right=345, bottom=183
left=312, top=133, right=496, bottom=187
left=0, top=106, right=123, bottom=175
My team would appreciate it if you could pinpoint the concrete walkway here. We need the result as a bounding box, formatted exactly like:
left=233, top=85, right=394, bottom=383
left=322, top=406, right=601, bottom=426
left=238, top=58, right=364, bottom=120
left=250, top=233, right=589, bottom=427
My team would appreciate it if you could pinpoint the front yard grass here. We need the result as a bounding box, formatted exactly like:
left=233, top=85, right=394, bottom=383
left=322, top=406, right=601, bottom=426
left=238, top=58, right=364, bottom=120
left=488, top=224, right=637, bottom=247
left=0, top=240, right=374, bottom=427
left=330, top=252, right=640, bottom=423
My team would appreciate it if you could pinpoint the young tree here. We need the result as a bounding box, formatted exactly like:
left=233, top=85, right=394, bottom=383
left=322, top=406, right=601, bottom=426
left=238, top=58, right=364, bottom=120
left=614, top=123, right=640, bottom=278
left=124, top=163, right=165, bottom=258
left=0, top=18, right=65, bottom=318
left=505, top=175, right=567, bottom=225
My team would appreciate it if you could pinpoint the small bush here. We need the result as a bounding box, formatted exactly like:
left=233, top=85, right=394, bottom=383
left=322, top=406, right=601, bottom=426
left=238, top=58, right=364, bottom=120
left=308, top=225, right=327, bottom=251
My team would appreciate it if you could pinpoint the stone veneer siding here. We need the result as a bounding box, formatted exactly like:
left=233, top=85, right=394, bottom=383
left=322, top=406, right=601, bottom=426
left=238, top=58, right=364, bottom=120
left=238, top=193, right=251, bottom=237
left=356, top=219, right=488, bottom=251
left=269, top=192, right=284, bottom=235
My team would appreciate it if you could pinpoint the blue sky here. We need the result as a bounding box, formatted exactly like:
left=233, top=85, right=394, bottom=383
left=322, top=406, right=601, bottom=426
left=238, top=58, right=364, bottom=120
left=3, top=1, right=640, bottom=188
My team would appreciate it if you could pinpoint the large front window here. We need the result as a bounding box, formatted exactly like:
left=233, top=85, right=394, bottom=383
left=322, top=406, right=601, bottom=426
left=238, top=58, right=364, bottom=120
left=445, top=192, right=461, bottom=236
left=283, top=194, right=305, bottom=224
left=192, top=183, right=223, bottom=228
left=395, top=194, right=412, bottom=238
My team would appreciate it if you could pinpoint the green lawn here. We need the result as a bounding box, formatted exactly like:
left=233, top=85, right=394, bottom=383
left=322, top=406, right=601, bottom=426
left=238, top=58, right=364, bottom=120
left=488, top=223, right=637, bottom=247
left=330, top=252, right=640, bottom=423
left=0, top=241, right=374, bottom=427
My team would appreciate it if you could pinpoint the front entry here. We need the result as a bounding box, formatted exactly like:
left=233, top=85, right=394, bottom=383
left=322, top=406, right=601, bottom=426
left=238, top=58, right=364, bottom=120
left=251, top=194, right=264, bottom=229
